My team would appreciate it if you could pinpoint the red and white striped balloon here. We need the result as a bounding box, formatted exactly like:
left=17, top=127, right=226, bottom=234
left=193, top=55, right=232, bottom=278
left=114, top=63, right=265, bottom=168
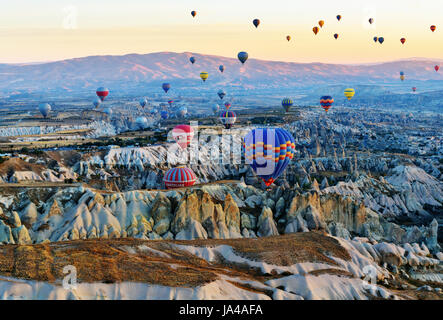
left=164, top=167, right=197, bottom=189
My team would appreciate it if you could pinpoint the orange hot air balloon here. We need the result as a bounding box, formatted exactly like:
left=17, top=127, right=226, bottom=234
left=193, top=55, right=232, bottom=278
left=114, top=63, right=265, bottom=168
left=286, top=35, right=291, bottom=41
left=191, top=11, right=197, bottom=18
left=318, top=20, right=325, bottom=28
left=400, top=38, right=406, bottom=44
left=430, top=25, right=436, bottom=32
left=313, top=26, right=319, bottom=35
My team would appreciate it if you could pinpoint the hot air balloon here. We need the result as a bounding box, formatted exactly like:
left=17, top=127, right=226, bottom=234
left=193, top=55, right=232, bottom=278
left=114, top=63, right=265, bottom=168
left=238, top=52, right=248, bottom=64
left=313, top=26, right=319, bottom=35
left=400, top=38, right=406, bottom=45
left=136, top=116, right=148, bottom=129
left=253, top=19, right=260, bottom=28
left=435, top=65, right=440, bottom=72
left=177, top=106, right=188, bottom=117
left=344, top=88, right=355, bottom=101
left=162, top=83, right=171, bottom=93
left=220, top=110, right=236, bottom=129
left=160, top=110, right=169, bottom=120
left=281, top=98, right=293, bottom=112
left=430, top=25, right=436, bottom=32
left=93, top=98, right=101, bottom=109
left=336, top=15, right=342, bottom=21
left=172, top=124, right=194, bottom=149
left=318, top=20, right=325, bottom=28
left=334, top=33, right=339, bottom=39
left=373, top=36, right=378, bottom=43
left=164, top=166, right=197, bottom=189
left=218, top=90, right=226, bottom=100
left=190, top=57, right=196, bottom=64
left=244, top=127, right=295, bottom=187
left=191, top=11, right=197, bottom=18
left=320, top=96, right=334, bottom=112
left=139, top=98, right=147, bottom=109
left=400, top=71, right=405, bottom=81
left=96, top=87, right=109, bottom=102
left=286, top=35, right=291, bottom=42
left=369, top=18, right=374, bottom=24
left=150, top=108, right=159, bottom=115
left=168, top=100, right=174, bottom=107
left=103, top=107, right=112, bottom=116
left=200, top=72, right=209, bottom=82
left=212, top=104, right=220, bottom=114
left=224, top=102, right=231, bottom=110
left=412, top=87, right=417, bottom=93
left=38, top=103, right=51, bottom=118
left=378, top=37, right=384, bottom=44
left=219, top=65, right=224, bottom=73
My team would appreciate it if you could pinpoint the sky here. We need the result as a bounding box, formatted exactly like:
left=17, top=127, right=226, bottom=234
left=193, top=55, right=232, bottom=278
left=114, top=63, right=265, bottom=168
left=0, top=0, right=442, bottom=64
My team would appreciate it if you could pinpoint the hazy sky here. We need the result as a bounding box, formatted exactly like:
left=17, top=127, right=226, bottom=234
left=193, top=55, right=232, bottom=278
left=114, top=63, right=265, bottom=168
left=0, top=0, right=442, bottom=63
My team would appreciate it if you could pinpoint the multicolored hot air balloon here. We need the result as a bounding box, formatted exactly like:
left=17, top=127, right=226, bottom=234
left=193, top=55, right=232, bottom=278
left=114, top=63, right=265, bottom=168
left=373, top=36, right=378, bottom=43
left=96, top=87, right=109, bottom=102
left=313, top=26, right=319, bottom=35
left=212, top=104, right=220, bottom=114
left=164, top=167, right=197, bottom=189
left=238, top=52, right=249, bottom=64
left=224, top=102, right=231, bottom=110
left=253, top=19, right=260, bottom=28
left=168, top=100, right=174, bottom=107
left=286, top=35, right=291, bottom=42
left=93, top=98, right=101, bottom=109
left=136, top=116, right=148, bottom=129
left=160, top=110, right=169, bottom=120
left=320, top=96, right=334, bottom=112
left=38, top=103, right=51, bottom=118
left=177, top=106, right=188, bottom=117
left=172, top=125, right=194, bottom=149
left=378, top=37, right=385, bottom=44
left=218, top=90, right=226, bottom=100
left=318, top=20, right=325, bottom=28
left=191, top=11, right=197, bottom=18
left=219, top=65, right=225, bottom=73
left=336, top=15, right=342, bottom=21
left=334, top=33, right=339, bottom=39
left=244, top=127, right=295, bottom=187
left=344, top=88, right=355, bottom=101
left=281, top=98, right=293, bottom=112
left=430, top=25, right=436, bottom=32
left=400, top=38, right=406, bottom=45
left=400, top=71, right=405, bottom=81
left=220, top=110, right=236, bottom=129
left=190, top=57, right=196, bottom=64
left=369, top=18, right=374, bottom=24
left=435, top=65, right=440, bottom=72
left=412, top=87, right=417, bottom=93
left=200, top=72, right=209, bottom=82
left=162, top=83, right=171, bottom=93
left=139, top=98, right=147, bottom=109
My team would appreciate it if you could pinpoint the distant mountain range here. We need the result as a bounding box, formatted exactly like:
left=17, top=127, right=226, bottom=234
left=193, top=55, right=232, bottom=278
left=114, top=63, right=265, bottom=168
left=0, top=52, right=442, bottom=96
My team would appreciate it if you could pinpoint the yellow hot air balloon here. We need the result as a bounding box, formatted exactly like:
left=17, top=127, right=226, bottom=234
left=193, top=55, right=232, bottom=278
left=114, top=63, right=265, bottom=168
left=318, top=20, right=325, bottom=28
left=344, top=88, right=355, bottom=101
left=313, top=26, right=319, bottom=35
left=200, top=72, right=209, bottom=82
left=400, top=75, right=405, bottom=81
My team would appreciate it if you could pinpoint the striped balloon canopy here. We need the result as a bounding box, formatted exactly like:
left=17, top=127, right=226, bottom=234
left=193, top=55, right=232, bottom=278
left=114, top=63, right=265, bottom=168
left=164, top=167, right=197, bottom=189
left=172, top=125, right=194, bottom=149
left=244, top=128, right=295, bottom=187
left=281, top=98, right=293, bottom=112
left=96, top=87, right=109, bottom=102
left=220, top=110, right=236, bottom=129
left=344, top=88, right=355, bottom=101
left=320, top=96, right=334, bottom=112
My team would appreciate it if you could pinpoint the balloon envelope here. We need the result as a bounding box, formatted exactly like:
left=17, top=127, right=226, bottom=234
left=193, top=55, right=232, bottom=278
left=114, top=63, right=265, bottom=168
left=238, top=52, right=248, bottom=64
left=136, top=116, right=148, bottom=129
left=334, top=33, right=339, bottom=39
left=318, top=20, right=324, bottom=28
left=96, top=87, right=109, bottom=101
left=220, top=110, right=236, bottom=129
left=164, top=167, right=197, bottom=189
left=430, top=25, right=436, bottom=32
left=378, top=37, right=384, bottom=44
left=313, top=26, right=319, bottom=35
left=435, top=65, right=440, bottom=72
left=336, top=15, right=342, bottom=21
left=281, top=98, right=293, bottom=112
left=139, top=98, right=147, bottom=108
left=286, top=35, right=291, bottom=41
left=200, top=72, right=209, bottom=82
left=162, top=83, right=171, bottom=93
left=103, top=107, right=112, bottom=116
left=320, top=96, right=334, bottom=112
left=253, top=19, right=260, bottom=28
left=191, top=11, right=196, bottom=17
left=38, top=103, right=51, bottom=118
left=218, top=90, right=226, bottom=100
left=212, top=104, right=220, bottom=114
left=244, top=127, right=295, bottom=187
left=93, top=98, right=101, bottom=109
left=219, top=65, right=224, bottom=73
left=190, top=57, right=196, bottom=64
left=344, top=88, right=355, bottom=101
left=400, top=38, right=406, bottom=44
